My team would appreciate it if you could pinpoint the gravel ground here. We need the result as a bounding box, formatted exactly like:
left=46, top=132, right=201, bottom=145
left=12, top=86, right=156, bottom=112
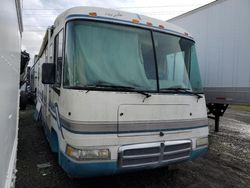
left=16, top=106, right=250, bottom=188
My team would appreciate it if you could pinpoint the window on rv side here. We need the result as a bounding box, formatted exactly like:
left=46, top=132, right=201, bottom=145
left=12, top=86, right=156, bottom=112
left=54, top=30, right=63, bottom=87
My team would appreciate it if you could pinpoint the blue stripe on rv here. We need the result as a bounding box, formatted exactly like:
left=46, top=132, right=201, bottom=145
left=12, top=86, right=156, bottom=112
left=38, top=111, right=208, bottom=178
left=58, top=147, right=208, bottom=178
left=61, top=124, right=208, bottom=135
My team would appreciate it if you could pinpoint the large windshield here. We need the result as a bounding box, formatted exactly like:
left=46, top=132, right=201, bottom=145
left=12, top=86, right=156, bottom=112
left=64, top=20, right=203, bottom=93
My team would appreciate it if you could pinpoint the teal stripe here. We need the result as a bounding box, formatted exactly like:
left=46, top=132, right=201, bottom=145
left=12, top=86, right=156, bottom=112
left=61, top=124, right=208, bottom=135
left=59, top=146, right=208, bottom=178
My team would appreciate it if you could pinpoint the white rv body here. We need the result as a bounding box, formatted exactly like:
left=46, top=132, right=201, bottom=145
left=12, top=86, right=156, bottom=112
left=169, top=0, right=250, bottom=105
left=35, top=7, right=208, bottom=177
left=0, top=0, right=22, bottom=187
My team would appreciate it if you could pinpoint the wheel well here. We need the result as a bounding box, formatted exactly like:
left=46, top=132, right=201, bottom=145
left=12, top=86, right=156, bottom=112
left=50, top=128, right=59, bottom=153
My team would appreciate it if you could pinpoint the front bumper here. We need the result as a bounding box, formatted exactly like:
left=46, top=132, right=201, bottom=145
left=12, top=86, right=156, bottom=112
left=59, top=146, right=208, bottom=178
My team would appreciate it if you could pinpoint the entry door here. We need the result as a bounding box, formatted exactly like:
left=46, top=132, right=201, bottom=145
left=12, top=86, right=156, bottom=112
left=48, top=30, right=63, bottom=128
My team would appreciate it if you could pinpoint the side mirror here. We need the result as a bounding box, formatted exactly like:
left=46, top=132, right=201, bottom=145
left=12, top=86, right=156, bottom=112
left=42, top=63, right=55, bottom=84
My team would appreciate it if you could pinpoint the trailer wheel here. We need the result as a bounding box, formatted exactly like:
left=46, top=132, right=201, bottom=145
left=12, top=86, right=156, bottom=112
left=20, top=91, right=27, bottom=110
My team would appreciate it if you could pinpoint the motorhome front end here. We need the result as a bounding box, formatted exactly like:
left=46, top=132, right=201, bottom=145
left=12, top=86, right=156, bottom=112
left=35, top=7, right=208, bottom=178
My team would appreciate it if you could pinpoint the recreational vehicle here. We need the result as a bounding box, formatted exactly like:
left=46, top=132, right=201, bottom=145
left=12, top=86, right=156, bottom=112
left=34, top=7, right=208, bottom=177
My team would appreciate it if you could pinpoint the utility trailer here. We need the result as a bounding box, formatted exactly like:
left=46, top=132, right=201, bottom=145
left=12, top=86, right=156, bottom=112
left=0, top=0, right=23, bottom=187
left=169, top=0, right=250, bottom=131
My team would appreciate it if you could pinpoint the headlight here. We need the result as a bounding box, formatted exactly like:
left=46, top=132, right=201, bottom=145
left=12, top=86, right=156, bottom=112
left=66, top=145, right=111, bottom=161
left=196, top=137, right=208, bottom=148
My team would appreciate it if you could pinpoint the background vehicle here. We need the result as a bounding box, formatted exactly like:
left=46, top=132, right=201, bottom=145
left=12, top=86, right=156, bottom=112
left=29, top=55, right=39, bottom=104
left=0, top=0, right=23, bottom=187
left=20, top=50, right=30, bottom=110
left=169, top=0, right=250, bottom=131
left=34, top=7, right=208, bottom=178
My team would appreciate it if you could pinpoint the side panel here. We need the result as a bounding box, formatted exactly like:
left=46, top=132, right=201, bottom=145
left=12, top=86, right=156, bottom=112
left=169, top=0, right=250, bottom=104
left=0, top=0, right=22, bottom=187
left=36, top=28, right=55, bottom=130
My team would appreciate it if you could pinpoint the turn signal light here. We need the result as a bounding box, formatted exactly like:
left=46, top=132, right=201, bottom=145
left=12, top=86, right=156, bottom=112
left=159, top=24, right=165, bottom=29
left=89, top=12, right=97, bottom=16
left=132, top=19, right=139, bottom=23
left=146, top=22, right=153, bottom=26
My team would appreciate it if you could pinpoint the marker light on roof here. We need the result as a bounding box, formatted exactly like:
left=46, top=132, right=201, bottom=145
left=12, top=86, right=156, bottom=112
left=146, top=22, right=153, bottom=26
left=89, top=12, right=97, bottom=16
left=159, top=25, right=165, bottom=29
left=132, top=19, right=139, bottom=24
left=184, top=32, right=189, bottom=36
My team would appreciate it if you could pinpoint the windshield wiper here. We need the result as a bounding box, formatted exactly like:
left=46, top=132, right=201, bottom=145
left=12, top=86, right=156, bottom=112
left=66, top=84, right=151, bottom=100
left=160, top=87, right=203, bottom=100
left=93, top=84, right=151, bottom=99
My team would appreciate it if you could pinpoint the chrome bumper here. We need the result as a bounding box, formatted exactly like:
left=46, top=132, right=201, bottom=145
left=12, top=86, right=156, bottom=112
left=118, top=140, right=192, bottom=168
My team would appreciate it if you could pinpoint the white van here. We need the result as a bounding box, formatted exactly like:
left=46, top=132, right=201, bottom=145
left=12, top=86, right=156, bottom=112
left=34, top=7, right=208, bottom=178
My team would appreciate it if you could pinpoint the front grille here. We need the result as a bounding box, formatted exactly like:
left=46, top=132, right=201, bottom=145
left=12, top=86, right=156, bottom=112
left=119, top=140, right=191, bottom=168
left=122, top=156, right=159, bottom=166
left=124, top=147, right=160, bottom=156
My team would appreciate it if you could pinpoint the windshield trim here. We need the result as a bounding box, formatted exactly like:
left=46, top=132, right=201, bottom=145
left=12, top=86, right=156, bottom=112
left=65, top=15, right=194, bottom=41
left=62, top=19, right=202, bottom=94
left=63, top=86, right=204, bottom=95
left=64, top=86, right=159, bottom=93
left=151, top=30, right=160, bottom=92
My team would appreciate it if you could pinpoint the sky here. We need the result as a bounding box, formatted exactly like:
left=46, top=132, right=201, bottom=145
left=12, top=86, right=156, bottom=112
left=22, top=0, right=215, bottom=64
